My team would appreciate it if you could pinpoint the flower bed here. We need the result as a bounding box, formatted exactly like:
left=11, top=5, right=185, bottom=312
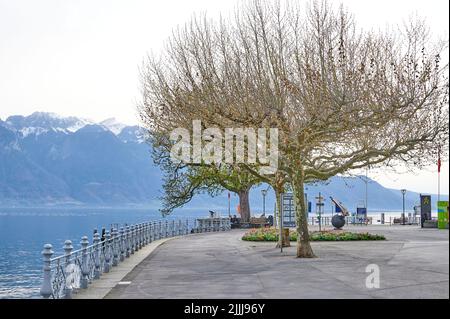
left=241, top=227, right=385, bottom=241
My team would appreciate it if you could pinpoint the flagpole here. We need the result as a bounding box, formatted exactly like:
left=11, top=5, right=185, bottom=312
left=438, top=168, right=440, bottom=202
left=438, top=147, right=441, bottom=203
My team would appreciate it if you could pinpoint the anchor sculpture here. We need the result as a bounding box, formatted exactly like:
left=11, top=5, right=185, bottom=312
left=329, top=196, right=350, bottom=229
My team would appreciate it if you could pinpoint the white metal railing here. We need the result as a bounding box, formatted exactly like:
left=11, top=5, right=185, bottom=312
left=40, top=217, right=231, bottom=299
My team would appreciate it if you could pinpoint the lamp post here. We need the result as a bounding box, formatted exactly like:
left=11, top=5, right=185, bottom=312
left=401, top=189, right=407, bottom=225
left=227, top=192, right=231, bottom=217
left=261, top=188, right=268, bottom=215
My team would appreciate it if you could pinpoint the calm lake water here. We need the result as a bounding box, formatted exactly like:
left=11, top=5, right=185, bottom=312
left=0, top=207, right=413, bottom=299
left=0, top=207, right=209, bottom=299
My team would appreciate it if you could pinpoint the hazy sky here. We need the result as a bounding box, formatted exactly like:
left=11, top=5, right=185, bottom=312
left=0, top=0, right=448, bottom=194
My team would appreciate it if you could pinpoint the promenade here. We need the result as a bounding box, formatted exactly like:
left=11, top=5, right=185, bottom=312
left=84, top=226, right=448, bottom=299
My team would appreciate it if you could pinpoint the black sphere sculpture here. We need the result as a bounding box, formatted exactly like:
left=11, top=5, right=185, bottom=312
left=331, top=214, right=346, bottom=229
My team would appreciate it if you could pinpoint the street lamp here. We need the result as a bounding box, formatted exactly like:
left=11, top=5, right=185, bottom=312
left=261, top=188, right=268, bottom=215
left=401, top=189, right=407, bottom=225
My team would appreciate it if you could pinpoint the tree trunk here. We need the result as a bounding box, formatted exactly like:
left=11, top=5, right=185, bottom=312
left=275, top=188, right=282, bottom=248
left=238, top=189, right=251, bottom=223
left=292, top=168, right=316, bottom=258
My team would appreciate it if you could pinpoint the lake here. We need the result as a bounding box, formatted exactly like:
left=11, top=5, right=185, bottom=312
left=0, top=207, right=412, bottom=299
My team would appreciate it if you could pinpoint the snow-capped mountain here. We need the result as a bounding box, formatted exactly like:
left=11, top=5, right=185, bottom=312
left=100, top=118, right=128, bottom=135
left=0, top=112, right=158, bottom=207
left=1, top=112, right=136, bottom=138
left=3, top=112, right=94, bottom=137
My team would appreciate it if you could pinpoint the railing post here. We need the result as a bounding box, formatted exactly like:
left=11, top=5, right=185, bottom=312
left=171, top=220, right=175, bottom=237
left=137, top=224, right=142, bottom=250
left=112, top=228, right=119, bottom=266
left=80, top=236, right=89, bottom=289
left=93, top=232, right=101, bottom=279
left=125, top=225, right=131, bottom=258
left=136, top=224, right=141, bottom=250
left=143, top=223, right=148, bottom=245
left=141, top=223, right=145, bottom=246
left=40, top=244, right=54, bottom=299
left=119, top=227, right=125, bottom=262
left=136, top=224, right=140, bottom=250
left=130, top=225, right=135, bottom=254
left=142, top=223, right=146, bottom=246
left=104, top=231, right=111, bottom=273
left=63, top=240, right=73, bottom=298
left=150, top=222, right=154, bottom=243
left=164, top=220, right=167, bottom=238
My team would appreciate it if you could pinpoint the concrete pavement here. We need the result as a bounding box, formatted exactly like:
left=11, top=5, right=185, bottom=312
left=103, top=225, right=449, bottom=299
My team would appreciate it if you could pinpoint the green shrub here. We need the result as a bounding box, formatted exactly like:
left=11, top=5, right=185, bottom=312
left=241, top=227, right=385, bottom=242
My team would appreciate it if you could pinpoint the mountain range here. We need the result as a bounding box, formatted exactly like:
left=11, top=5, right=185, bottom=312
left=0, top=112, right=447, bottom=213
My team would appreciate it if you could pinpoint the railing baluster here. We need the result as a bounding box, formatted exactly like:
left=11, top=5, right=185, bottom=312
left=119, top=227, right=125, bottom=262
left=112, top=228, right=119, bottom=267
left=63, top=240, right=73, bottom=298
left=93, top=232, right=101, bottom=279
left=130, top=225, right=135, bottom=254
left=40, top=244, right=54, bottom=299
left=80, top=236, right=89, bottom=289
left=125, top=225, right=130, bottom=258
left=104, top=231, right=111, bottom=273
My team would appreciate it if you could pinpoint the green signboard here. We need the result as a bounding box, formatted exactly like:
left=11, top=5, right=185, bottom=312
left=437, top=201, right=449, bottom=229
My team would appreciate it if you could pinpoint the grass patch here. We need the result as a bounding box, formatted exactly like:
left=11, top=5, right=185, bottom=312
left=241, top=227, right=385, bottom=242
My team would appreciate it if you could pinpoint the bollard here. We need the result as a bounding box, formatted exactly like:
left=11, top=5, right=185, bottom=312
left=119, top=227, right=125, bottom=262
left=93, top=232, right=101, bottom=279
left=63, top=240, right=73, bottom=298
left=40, top=244, right=54, bottom=299
left=104, top=231, right=111, bottom=273
left=186, top=219, right=189, bottom=235
left=112, top=228, right=119, bottom=267
left=80, top=236, right=89, bottom=289
left=125, top=225, right=131, bottom=258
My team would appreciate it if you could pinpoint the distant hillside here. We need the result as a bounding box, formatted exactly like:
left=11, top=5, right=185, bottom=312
left=0, top=112, right=161, bottom=206
left=0, top=112, right=447, bottom=212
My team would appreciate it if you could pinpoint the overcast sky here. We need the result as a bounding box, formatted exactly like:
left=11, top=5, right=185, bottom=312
left=0, top=0, right=448, bottom=195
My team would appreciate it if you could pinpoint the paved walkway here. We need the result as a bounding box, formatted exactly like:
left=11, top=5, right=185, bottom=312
left=105, top=226, right=449, bottom=299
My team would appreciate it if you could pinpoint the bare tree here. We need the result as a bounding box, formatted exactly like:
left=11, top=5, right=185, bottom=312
left=139, top=0, right=449, bottom=257
left=150, top=132, right=260, bottom=222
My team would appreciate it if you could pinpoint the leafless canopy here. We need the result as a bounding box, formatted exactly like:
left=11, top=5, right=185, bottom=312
left=139, top=0, right=449, bottom=257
